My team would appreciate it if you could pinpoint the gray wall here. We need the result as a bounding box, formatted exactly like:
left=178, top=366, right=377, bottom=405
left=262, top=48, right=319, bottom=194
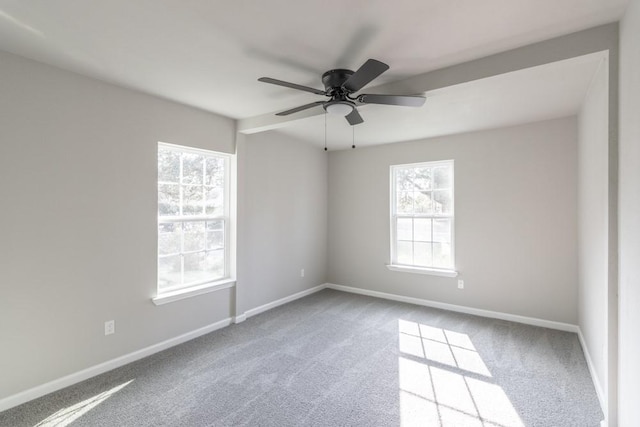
left=619, top=0, right=640, bottom=424
left=236, top=131, right=327, bottom=314
left=328, top=118, right=578, bottom=324
left=577, top=58, right=609, bottom=402
left=0, top=51, right=235, bottom=400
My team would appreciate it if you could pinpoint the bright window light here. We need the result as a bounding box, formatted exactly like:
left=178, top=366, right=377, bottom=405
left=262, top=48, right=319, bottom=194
left=398, top=319, right=524, bottom=427
left=390, top=160, right=455, bottom=271
left=157, top=143, right=231, bottom=295
left=34, top=380, right=133, bottom=427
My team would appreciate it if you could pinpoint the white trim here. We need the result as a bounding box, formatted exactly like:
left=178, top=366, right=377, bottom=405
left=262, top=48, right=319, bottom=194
left=0, top=317, right=232, bottom=413
left=233, top=314, right=247, bottom=324
left=2, top=283, right=597, bottom=415
left=0, top=284, right=325, bottom=412
left=577, top=328, right=607, bottom=424
left=158, top=141, right=233, bottom=159
left=325, top=283, right=579, bottom=333
left=245, top=284, right=327, bottom=318
left=386, top=264, right=459, bottom=277
left=152, top=279, right=235, bottom=305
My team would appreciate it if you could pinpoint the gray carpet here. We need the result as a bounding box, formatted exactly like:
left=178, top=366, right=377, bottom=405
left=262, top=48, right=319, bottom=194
left=0, top=289, right=603, bottom=426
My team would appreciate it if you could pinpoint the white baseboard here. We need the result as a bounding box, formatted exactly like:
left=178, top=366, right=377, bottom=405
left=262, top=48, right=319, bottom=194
left=325, top=283, right=611, bottom=420
left=233, top=314, right=247, bottom=324
left=244, top=284, right=327, bottom=319
left=0, top=317, right=232, bottom=413
left=577, top=328, right=607, bottom=425
left=0, top=282, right=593, bottom=415
left=0, top=284, right=328, bottom=413
left=325, top=283, right=579, bottom=333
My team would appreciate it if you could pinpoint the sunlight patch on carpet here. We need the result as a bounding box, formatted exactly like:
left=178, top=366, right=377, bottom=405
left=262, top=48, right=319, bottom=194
left=398, top=319, right=523, bottom=427
left=34, top=379, right=134, bottom=427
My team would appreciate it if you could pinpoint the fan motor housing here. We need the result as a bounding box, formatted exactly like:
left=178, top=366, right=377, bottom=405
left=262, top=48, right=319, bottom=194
left=322, top=69, right=354, bottom=92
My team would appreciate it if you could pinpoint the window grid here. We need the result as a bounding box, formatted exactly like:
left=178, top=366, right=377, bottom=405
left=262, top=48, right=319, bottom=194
left=158, top=143, right=230, bottom=294
left=391, top=161, right=454, bottom=270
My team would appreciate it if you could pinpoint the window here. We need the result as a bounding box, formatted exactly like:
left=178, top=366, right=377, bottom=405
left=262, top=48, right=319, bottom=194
left=390, top=160, right=455, bottom=274
left=157, top=143, right=231, bottom=295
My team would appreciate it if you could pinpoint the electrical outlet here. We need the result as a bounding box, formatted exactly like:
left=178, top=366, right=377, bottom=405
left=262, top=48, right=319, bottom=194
left=300, top=269, right=305, bottom=278
left=104, top=320, right=115, bottom=336
left=457, top=279, right=464, bottom=289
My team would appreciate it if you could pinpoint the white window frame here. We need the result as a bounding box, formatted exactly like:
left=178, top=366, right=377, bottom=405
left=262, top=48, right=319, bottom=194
left=387, top=160, right=458, bottom=277
left=153, top=142, right=235, bottom=305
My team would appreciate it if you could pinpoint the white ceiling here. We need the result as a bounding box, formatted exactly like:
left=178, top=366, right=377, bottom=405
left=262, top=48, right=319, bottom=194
left=0, top=0, right=626, bottom=144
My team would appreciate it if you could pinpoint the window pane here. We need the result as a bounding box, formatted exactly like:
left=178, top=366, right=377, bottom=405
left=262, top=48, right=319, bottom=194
left=182, top=153, right=204, bottom=185
left=207, top=219, right=224, bottom=231
left=207, top=220, right=224, bottom=250
left=433, top=190, right=452, bottom=214
left=207, top=230, right=224, bottom=250
left=158, top=184, right=180, bottom=216
left=395, top=168, right=414, bottom=191
left=205, top=187, right=224, bottom=216
left=434, top=166, right=451, bottom=189
left=158, top=145, right=230, bottom=294
left=183, top=252, right=208, bottom=284
left=397, top=241, right=413, bottom=265
left=412, top=167, right=431, bottom=191
left=433, top=219, right=451, bottom=243
left=414, top=242, right=432, bottom=267
left=158, top=255, right=181, bottom=290
left=391, top=160, right=454, bottom=270
left=397, top=191, right=414, bottom=214
left=205, top=157, right=225, bottom=187
left=414, top=218, right=432, bottom=242
left=158, top=222, right=182, bottom=256
left=397, top=218, right=413, bottom=241
left=205, top=250, right=225, bottom=279
left=182, top=185, right=204, bottom=216
left=183, top=221, right=206, bottom=252
left=433, top=243, right=452, bottom=268
left=158, top=149, right=180, bottom=183
left=414, top=191, right=432, bottom=214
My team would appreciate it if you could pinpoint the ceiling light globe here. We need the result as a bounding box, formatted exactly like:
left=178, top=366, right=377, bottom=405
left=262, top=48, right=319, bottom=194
left=325, top=102, right=353, bottom=116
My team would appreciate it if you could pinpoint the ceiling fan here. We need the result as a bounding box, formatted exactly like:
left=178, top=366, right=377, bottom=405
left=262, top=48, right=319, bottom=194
left=258, top=59, right=426, bottom=125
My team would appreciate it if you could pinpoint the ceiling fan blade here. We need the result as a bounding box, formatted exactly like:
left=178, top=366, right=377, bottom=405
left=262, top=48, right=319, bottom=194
left=345, top=108, right=364, bottom=125
left=258, top=77, right=326, bottom=95
left=358, top=94, right=426, bottom=107
left=275, top=101, right=325, bottom=116
left=343, top=59, right=389, bottom=92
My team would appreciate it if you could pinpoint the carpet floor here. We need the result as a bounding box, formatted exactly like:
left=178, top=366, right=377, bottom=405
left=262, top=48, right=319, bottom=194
left=0, top=289, right=603, bottom=426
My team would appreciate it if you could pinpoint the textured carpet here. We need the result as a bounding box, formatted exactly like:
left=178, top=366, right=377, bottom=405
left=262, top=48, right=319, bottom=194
left=0, top=289, right=603, bottom=426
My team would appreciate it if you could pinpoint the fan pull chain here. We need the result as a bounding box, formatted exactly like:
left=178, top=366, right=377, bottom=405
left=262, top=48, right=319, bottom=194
left=324, top=111, right=328, bottom=152
left=352, top=125, right=356, bottom=149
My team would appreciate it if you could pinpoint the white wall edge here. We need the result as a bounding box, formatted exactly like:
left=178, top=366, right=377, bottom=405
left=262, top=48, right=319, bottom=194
left=0, top=317, right=233, bottom=413
left=245, top=284, right=327, bottom=318
left=325, top=283, right=579, bottom=333
left=577, top=327, right=607, bottom=426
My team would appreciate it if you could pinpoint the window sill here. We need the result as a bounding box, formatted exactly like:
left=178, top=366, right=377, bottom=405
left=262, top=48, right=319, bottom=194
left=386, top=264, right=459, bottom=277
left=152, top=279, right=236, bottom=306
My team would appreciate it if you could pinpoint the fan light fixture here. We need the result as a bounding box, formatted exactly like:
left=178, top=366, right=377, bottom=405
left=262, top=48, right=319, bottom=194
left=258, top=58, right=426, bottom=126
left=324, top=101, right=354, bottom=116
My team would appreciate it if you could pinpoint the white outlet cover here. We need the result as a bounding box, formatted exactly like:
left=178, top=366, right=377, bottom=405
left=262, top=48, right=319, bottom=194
left=105, top=320, right=115, bottom=335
